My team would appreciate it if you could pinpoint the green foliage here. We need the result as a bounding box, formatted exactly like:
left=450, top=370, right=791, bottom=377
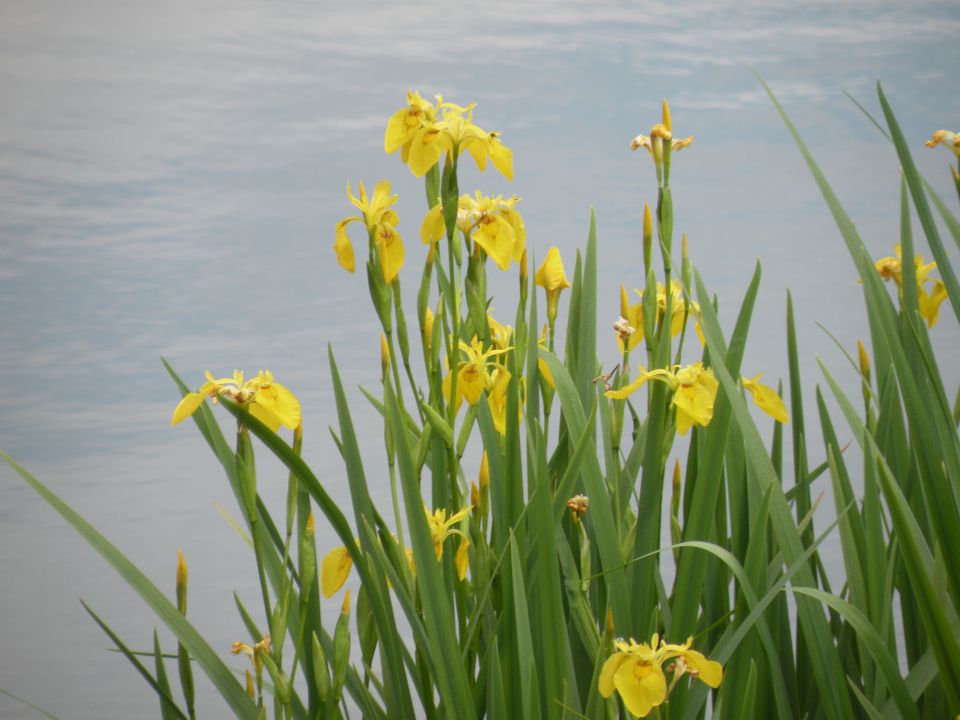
left=5, top=82, right=959, bottom=718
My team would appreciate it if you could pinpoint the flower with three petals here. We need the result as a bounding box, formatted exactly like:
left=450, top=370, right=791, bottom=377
left=335, top=180, right=404, bottom=282
left=599, top=635, right=722, bottom=718
left=171, top=370, right=301, bottom=432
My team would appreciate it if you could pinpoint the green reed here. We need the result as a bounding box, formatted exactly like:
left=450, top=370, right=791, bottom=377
left=4, top=81, right=959, bottom=719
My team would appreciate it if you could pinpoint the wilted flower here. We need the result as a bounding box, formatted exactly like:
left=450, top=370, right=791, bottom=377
left=926, top=129, right=960, bottom=158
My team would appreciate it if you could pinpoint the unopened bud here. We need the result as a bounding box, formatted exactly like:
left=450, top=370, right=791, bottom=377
left=642, top=203, right=653, bottom=273
left=176, top=550, right=188, bottom=616
left=620, top=284, right=629, bottom=319
left=662, top=99, right=672, bottom=133
left=423, top=307, right=435, bottom=352
left=479, top=451, right=489, bottom=494
left=380, top=334, right=390, bottom=378
left=519, top=249, right=528, bottom=282
left=857, top=340, right=870, bottom=381
left=341, top=588, right=352, bottom=615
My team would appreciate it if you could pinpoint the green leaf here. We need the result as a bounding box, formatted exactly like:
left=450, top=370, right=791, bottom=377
left=1, top=451, right=257, bottom=719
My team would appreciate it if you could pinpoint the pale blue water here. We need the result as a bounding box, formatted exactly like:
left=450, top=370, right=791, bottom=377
left=2, top=2, right=959, bottom=717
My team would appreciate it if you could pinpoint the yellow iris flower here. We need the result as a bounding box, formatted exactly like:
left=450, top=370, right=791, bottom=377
left=617, top=280, right=701, bottom=352
left=741, top=374, right=789, bottom=423
left=385, top=91, right=514, bottom=179
left=424, top=505, right=472, bottom=580
left=606, top=362, right=718, bottom=435
left=335, top=180, right=404, bottom=282
left=171, top=370, right=300, bottom=432
left=443, top=336, right=511, bottom=411
left=421, top=193, right=525, bottom=272
left=874, top=244, right=949, bottom=327
left=599, top=635, right=722, bottom=718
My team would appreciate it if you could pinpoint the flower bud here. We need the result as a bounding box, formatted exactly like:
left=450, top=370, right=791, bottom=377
left=380, top=333, right=390, bottom=379
left=857, top=340, right=870, bottom=382
left=642, top=203, right=653, bottom=273
left=175, top=550, right=188, bottom=616
left=662, top=99, right=672, bottom=133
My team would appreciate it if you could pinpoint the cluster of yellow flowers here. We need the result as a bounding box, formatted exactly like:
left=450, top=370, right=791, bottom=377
left=874, top=244, right=947, bottom=327
left=599, top=634, right=722, bottom=718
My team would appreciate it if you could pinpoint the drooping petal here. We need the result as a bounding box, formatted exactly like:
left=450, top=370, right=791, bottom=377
left=420, top=203, right=446, bottom=245
left=488, top=367, right=513, bottom=435
left=385, top=107, right=425, bottom=154
left=334, top=217, right=359, bottom=273
left=458, top=363, right=487, bottom=405
left=614, top=658, right=667, bottom=718
left=472, top=215, right=516, bottom=271
left=376, top=224, right=405, bottom=283
left=407, top=126, right=448, bottom=177
left=248, top=402, right=283, bottom=432
left=598, top=652, right=632, bottom=697
left=681, top=649, right=723, bottom=688
left=742, top=375, right=789, bottom=424
left=455, top=537, right=470, bottom=581
left=321, top=546, right=353, bottom=598
left=253, top=382, right=302, bottom=430
left=499, top=203, right=526, bottom=262
left=919, top=280, right=948, bottom=328
left=171, top=391, right=208, bottom=425
left=605, top=374, right=649, bottom=400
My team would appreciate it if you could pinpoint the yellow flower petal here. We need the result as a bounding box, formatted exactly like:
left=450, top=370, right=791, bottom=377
left=171, top=391, right=207, bottom=425
left=472, top=214, right=516, bottom=271
left=334, top=217, right=358, bottom=273
left=614, top=656, right=667, bottom=718
left=376, top=224, right=404, bottom=283
left=253, top=381, right=302, bottom=430
left=598, top=652, right=632, bottom=698
left=420, top=203, right=446, bottom=245
left=321, top=546, right=353, bottom=598
left=681, top=649, right=723, bottom=688
left=455, top=537, right=470, bottom=581
left=742, top=374, right=789, bottom=424
left=407, top=126, right=448, bottom=177
left=919, top=279, right=948, bottom=328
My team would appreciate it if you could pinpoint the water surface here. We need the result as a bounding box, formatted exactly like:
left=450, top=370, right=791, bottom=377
left=2, top=2, right=959, bottom=717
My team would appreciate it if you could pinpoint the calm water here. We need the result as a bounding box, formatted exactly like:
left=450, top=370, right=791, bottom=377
left=2, top=1, right=960, bottom=717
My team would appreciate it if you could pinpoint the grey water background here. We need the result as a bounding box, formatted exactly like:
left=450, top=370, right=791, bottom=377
left=2, top=1, right=960, bottom=717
